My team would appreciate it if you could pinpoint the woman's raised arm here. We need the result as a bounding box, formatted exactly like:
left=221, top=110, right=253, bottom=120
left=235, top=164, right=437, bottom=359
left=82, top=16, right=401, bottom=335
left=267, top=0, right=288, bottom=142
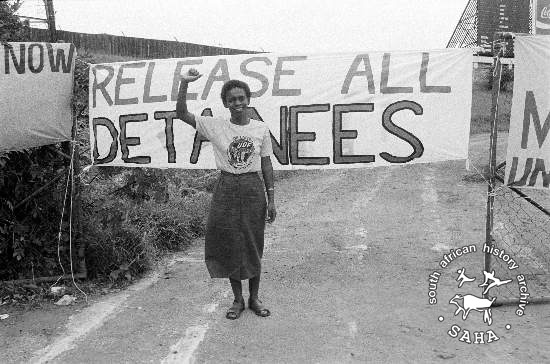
left=176, top=68, right=202, bottom=128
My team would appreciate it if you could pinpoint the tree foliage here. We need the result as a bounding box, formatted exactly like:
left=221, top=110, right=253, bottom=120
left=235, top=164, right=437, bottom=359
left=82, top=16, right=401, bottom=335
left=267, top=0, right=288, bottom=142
left=0, top=5, right=211, bottom=282
left=0, top=0, right=30, bottom=42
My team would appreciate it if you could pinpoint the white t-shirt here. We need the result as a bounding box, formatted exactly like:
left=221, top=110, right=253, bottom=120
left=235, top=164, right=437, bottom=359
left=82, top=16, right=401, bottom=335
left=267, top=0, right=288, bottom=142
left=195, top=116, right=273, bottom=174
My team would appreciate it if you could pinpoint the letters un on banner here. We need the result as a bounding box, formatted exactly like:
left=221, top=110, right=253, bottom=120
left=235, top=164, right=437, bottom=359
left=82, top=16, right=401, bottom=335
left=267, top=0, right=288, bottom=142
left=89, top=49, right=472, bottom=169
left=505, top=36, right=550, bottom=190
left=0, top=43, right=75, bottom=152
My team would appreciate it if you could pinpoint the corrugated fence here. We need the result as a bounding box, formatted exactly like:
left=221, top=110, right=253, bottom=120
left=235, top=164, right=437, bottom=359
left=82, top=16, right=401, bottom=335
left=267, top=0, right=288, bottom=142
left=29, top=28, right=255, bottom=59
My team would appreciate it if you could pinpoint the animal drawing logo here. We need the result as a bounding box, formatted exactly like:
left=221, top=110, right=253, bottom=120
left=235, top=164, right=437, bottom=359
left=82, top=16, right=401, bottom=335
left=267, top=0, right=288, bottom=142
left=227, top=136, right=255, bottom=169
left=449, top=293, right=496, bottom=325
left=429, top=244, right=529, bottom=344
left=449, top=267, right=512, bottom=326
left=479, top=270, right=512, bottom=295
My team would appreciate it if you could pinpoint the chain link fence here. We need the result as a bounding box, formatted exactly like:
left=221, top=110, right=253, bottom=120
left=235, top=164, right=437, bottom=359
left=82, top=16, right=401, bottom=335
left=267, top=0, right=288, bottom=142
left=488, top=163, right=550, bottom=304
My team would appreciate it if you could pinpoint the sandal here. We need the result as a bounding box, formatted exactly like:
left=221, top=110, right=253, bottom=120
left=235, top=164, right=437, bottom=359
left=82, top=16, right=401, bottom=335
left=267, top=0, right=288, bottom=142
left=248, top=298, right=271, bottom=317
left=226, top=299, right=245, bottom=320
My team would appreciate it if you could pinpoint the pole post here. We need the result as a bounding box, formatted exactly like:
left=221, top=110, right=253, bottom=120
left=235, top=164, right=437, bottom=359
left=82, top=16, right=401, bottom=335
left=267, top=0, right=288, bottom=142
left=44, top=0, right=57, bottom=42
left=71, top=80, right=85, bottom=278
left=484, top=34, right=504, bottom=297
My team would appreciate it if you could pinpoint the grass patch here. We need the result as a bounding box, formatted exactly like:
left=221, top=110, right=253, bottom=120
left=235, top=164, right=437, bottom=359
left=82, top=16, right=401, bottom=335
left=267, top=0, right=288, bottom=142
left=80, top=167, right=213, bottom=280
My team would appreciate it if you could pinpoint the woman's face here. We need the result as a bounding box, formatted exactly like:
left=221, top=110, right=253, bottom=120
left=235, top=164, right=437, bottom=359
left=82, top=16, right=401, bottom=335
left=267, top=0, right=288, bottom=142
left=225, top=87, right=249, bottom=115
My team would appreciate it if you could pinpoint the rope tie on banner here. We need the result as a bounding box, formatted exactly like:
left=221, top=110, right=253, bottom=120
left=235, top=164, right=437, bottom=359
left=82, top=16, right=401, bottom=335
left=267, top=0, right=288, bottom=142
left=467, top=158, right=504, bottom=197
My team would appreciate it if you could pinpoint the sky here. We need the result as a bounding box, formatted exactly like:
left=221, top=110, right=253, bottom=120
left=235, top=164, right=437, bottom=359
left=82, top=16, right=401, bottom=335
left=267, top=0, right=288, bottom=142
left=16, top=0, right=469, bottom=54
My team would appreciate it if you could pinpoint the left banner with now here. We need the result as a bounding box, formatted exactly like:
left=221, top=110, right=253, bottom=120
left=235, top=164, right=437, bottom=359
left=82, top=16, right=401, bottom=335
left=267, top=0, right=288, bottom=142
left=0, top=43, right=76, bottom=152
left=89, top=48, right=472, bottom=170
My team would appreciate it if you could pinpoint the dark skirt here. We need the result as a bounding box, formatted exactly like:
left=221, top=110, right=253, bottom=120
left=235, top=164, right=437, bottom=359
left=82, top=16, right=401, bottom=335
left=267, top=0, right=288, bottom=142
left=205, top=171, right=267, bottom=280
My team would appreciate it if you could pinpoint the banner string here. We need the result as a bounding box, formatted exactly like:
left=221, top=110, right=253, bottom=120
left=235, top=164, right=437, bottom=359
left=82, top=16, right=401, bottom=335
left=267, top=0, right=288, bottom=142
left=467, top=158, right=504, bottom=196
left=51, top=140, right=88, bottom=303
left=54, top=153, right=71, bottom=281
left=68, top=141, right=88, bottom=302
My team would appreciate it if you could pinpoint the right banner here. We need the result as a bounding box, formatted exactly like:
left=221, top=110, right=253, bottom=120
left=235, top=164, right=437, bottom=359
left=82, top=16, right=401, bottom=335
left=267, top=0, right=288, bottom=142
left=504, top=35, right=550, bottom=189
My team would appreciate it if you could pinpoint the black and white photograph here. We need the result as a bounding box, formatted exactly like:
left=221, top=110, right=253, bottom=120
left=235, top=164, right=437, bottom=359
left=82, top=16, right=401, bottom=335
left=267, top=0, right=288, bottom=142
left=1, top=0, right=549, bottom=363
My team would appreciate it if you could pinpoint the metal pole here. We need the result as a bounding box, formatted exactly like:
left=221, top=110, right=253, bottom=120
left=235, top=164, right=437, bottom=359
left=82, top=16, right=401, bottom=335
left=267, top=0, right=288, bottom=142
left=483, top=38, right=503, bottom=298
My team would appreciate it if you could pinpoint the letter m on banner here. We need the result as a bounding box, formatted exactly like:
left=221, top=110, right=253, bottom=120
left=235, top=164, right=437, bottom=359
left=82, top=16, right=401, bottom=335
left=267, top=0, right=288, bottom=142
left=505, top=35, right=550, bottom=189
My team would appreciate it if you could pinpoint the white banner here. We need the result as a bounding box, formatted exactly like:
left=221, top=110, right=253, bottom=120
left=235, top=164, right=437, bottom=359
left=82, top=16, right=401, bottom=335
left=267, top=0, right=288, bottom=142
left=0, top=43, right=75, bottom=152
left=89, top=49, right=472, bottom=169
left=505, top=36, right=550, bottom=190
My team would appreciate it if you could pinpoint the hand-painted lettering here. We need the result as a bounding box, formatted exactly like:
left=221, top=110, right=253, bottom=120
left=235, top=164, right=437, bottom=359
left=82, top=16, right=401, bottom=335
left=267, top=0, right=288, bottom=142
left=273, top=56, right=307, bottom=96
left=420, top=52, right=451, bottom=93
left=508, top=157, right=550, bottom=188
left=289, top=104, right=331, bottom=165
left=240, top=57, right=272, bottom=98
left=115, top=62, right=146, bottom=106
left=341, top=54, right=375, bottom=95
left=144, top=62, right=167, bottom=103
left=28, top=43, right=44, bottom=74
left=92, top=117, right=119, bottom=164
left=4, top=43, right=25, bottom=74
left=201, top=59, right=230, bottom=100
left=154, top=110, right=177, bottom=163
left=171, top=59, right=203, bottom=101
left=190, top=108, right=213, bottom=164
left=246, top=106, right=289, bottom=165
left=2, top=43, right=74, bottom=75
left=379, top=100, right=424, bottom=163
left=92, top=65, right=114, bottom=107
left=381, top=53, right=413, bottom=94
left=522, top=91, right=550, bottom=149
left=333, top=103, right=375, bottom=164
left=119, top=113, right=151, bottom=164
left=45, top=43, right=75, bottom=73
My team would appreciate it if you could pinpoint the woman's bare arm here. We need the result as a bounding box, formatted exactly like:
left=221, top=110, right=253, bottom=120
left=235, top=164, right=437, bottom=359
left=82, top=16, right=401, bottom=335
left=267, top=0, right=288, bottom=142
left=261, top=156, right=276, bottom=223
left=176, top=68, right=202, bottom=128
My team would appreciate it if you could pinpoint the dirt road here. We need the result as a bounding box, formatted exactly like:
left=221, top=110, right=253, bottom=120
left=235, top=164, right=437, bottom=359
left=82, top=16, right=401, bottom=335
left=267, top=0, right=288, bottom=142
left=2, top=134, right=549, bottom=363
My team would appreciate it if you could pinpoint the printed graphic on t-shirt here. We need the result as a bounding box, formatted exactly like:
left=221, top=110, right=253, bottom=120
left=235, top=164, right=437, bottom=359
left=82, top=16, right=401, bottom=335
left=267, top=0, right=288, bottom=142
left=227, top=136, right=255, bottom=169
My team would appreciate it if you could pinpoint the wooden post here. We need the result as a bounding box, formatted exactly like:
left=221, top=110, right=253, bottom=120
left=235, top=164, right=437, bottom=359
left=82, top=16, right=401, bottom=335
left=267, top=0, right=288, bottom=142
left=483, top=38, right=504, bottom=297
left=71, top=62, right=86, bottom=278
left=44, top=0, right=57, bottom=42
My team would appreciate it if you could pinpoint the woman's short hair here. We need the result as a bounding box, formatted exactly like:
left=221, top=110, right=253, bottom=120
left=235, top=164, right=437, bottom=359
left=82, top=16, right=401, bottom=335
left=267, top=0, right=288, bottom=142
left=220, top=80, right=251, bottom=106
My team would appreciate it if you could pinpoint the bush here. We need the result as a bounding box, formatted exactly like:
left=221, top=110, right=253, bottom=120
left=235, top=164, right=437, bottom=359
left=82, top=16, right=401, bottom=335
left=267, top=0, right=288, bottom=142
left=0, top=146, right=72, bottom=280
left=0, top=45, right=214, bottom=282
left=81, top=169, right=211, bottom=279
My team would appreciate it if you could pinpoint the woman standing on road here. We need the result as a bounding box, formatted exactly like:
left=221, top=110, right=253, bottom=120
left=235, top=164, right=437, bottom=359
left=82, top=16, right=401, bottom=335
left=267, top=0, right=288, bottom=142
left=176, top=69, right=276, bottom=320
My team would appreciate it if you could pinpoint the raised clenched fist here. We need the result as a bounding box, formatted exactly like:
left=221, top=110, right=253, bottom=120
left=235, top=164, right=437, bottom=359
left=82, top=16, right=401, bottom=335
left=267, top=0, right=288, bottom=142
left=182, top=68, right=202, bottom=83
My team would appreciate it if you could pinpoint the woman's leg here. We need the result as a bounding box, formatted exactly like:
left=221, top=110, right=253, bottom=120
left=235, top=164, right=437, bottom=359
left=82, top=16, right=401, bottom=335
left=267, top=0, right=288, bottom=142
left=248, top=274, right=270, bottom=317
left=230, top=278, right=243, bottom=301
left=248, top=275, right=260, bottom=300
left=226, top=278, right=245, bottom=320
